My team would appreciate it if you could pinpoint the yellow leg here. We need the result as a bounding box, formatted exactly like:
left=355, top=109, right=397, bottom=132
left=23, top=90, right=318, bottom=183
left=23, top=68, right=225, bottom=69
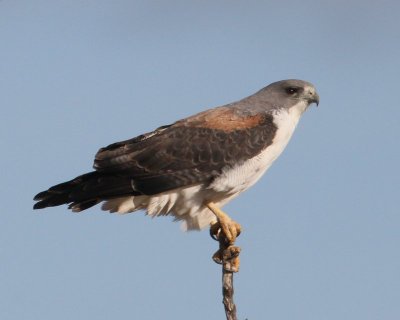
left=206, top=202, right=241, bottom=244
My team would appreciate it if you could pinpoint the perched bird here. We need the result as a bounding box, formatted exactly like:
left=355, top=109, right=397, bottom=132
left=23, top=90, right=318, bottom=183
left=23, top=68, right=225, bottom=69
left=33, top=79, right=319, bottom=243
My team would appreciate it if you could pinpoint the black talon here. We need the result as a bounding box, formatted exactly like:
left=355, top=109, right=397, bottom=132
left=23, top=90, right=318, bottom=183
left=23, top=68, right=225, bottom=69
left=209, top=222, right=221, bottom=241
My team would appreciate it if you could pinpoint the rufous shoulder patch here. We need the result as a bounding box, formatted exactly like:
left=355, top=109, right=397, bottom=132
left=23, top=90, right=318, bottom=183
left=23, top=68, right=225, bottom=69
left=177, top=108, right=265, bottom=132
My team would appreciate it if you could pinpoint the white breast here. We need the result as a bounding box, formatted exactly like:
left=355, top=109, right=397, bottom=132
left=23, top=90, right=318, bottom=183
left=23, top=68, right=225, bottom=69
left=210, top=101, right=308, bottom=195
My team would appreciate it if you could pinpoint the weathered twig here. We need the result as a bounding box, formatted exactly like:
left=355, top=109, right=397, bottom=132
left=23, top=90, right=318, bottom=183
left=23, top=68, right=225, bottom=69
left=211, top=227, right=241, bottom=320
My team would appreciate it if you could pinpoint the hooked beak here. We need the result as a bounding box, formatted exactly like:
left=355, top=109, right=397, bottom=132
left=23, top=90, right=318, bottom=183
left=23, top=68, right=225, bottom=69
left=309, top=91, right=320, bottom=106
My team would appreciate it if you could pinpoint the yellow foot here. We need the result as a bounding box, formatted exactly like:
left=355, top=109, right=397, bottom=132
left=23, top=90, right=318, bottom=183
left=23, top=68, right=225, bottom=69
left=212, top=246, right=241, bottom=272
left=210, top=220, right=241, bottom=244
left=206, top=202, right=241, bottom=244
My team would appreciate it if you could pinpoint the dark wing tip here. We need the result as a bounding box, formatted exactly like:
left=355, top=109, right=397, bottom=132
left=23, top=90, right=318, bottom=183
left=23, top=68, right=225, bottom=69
left=33, top=190, right=51, bottom=209
left=33, top=201, right=47, bottom=210
left=33, top=190, right=48, bottom=201
left=33, top=190, right=66, bottom=210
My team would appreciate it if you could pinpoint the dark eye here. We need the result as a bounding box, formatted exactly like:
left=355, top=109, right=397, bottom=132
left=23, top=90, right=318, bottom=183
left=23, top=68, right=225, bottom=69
left=286, top=87, right=298, bottom=95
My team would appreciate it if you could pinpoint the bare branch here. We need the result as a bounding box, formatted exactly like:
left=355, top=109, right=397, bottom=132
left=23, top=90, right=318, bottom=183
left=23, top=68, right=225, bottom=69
left=211, top=226, right=241, bottom=320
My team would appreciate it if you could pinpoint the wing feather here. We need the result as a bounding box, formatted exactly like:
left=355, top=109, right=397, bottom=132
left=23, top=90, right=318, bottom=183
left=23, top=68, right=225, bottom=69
left=93, top=111, right=277, bottom=195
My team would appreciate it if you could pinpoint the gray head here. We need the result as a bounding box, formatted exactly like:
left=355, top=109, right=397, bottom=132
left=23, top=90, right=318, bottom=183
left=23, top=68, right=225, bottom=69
left=258, top=79, right=319, bottom=109
left=227, top=79, right=319, bottom=116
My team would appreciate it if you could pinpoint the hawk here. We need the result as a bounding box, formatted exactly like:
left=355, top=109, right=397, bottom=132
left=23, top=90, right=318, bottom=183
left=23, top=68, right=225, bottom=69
left=33, top=79, right=319, bottom=243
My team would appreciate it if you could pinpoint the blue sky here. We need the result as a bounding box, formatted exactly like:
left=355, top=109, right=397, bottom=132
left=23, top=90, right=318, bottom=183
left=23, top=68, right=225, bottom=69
left=1, top=1, right=399, bottom=319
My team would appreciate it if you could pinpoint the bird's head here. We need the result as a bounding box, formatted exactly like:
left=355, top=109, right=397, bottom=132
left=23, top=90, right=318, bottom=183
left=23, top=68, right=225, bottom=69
left=259, top=79, right=319, bottom=112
